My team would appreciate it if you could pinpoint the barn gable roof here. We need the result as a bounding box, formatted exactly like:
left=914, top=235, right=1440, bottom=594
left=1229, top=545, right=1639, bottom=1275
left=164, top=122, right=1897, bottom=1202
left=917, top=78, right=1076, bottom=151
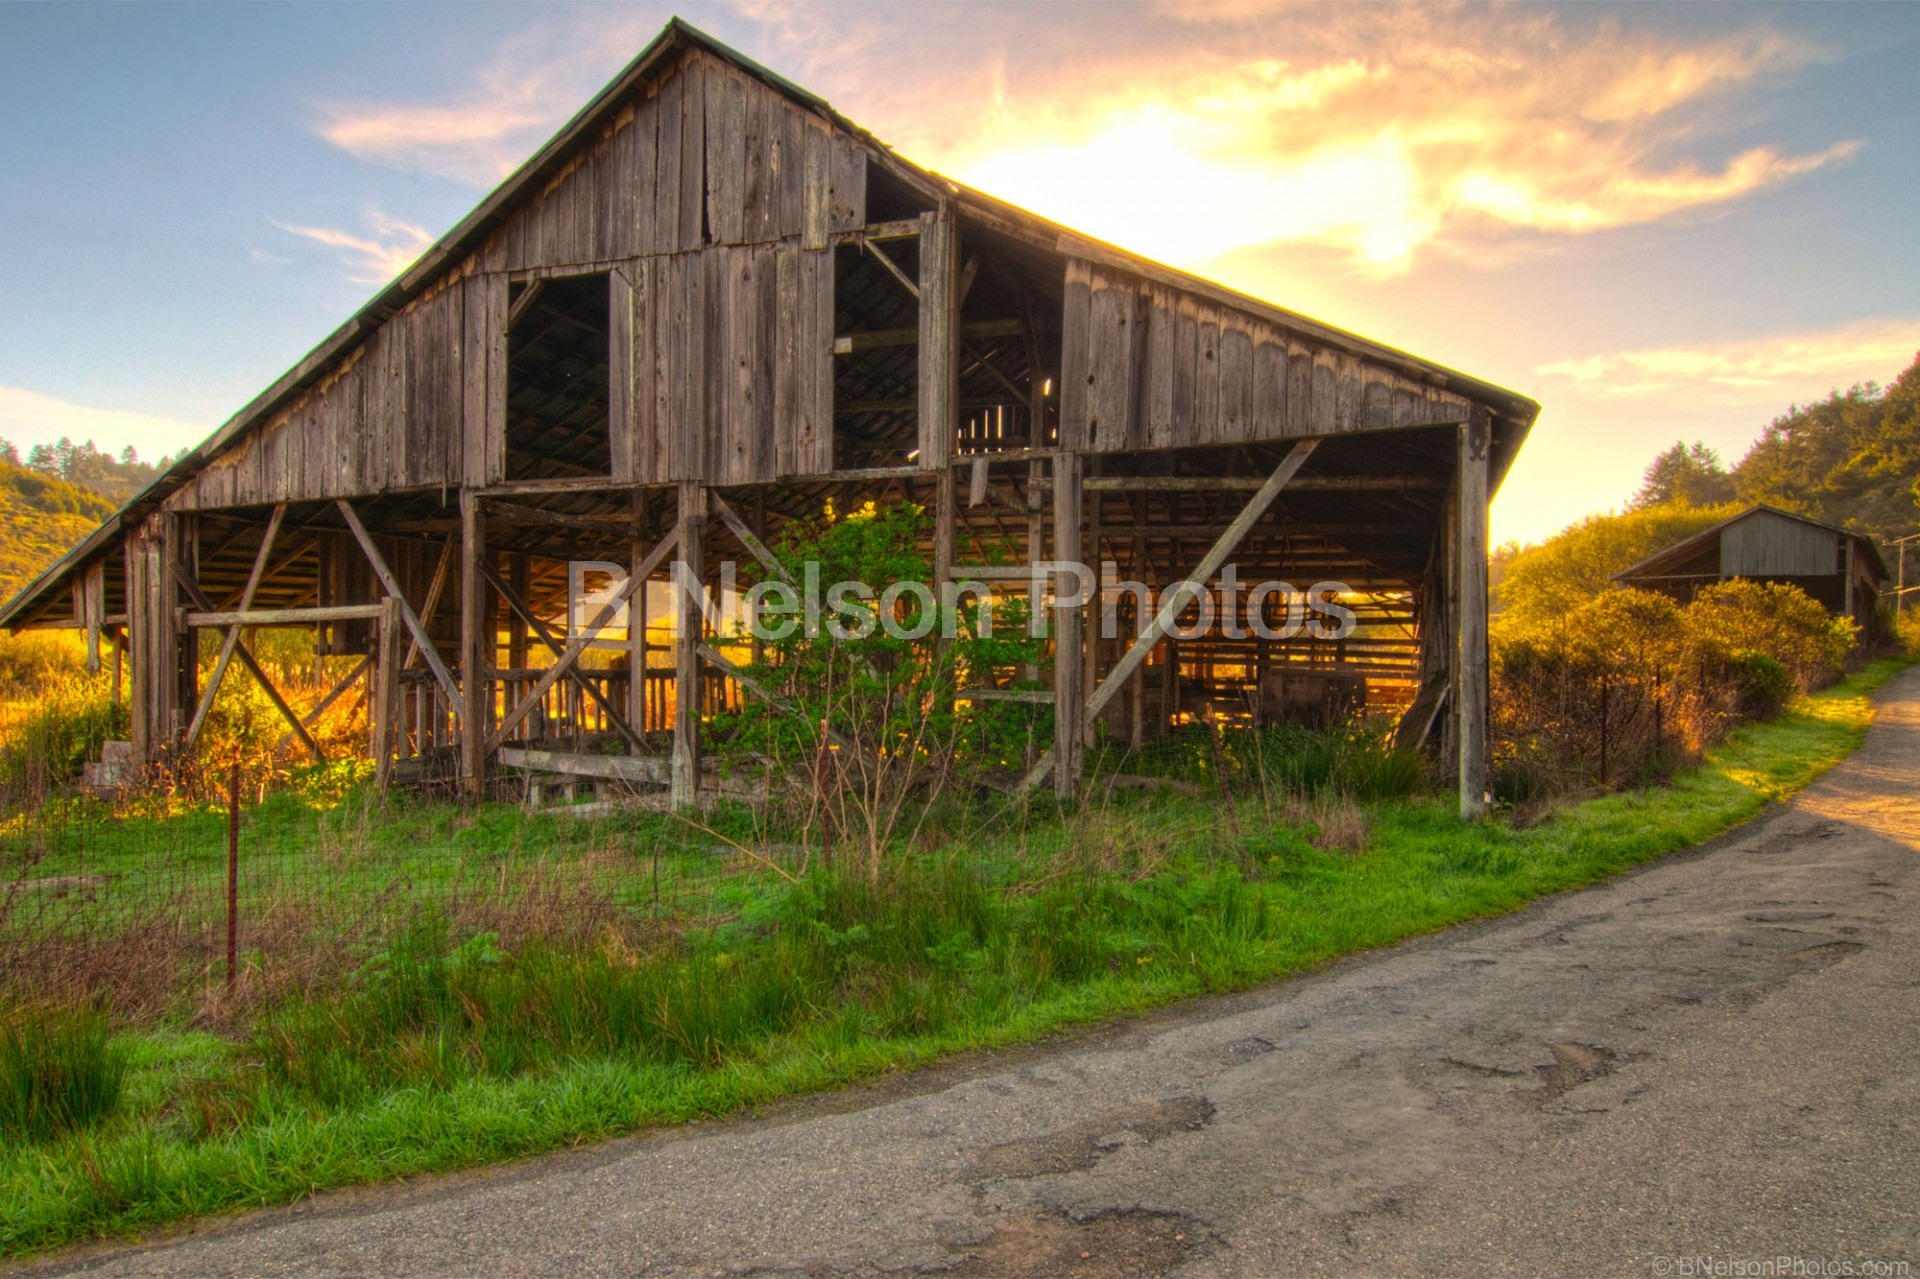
left=2, top=17, right=1539, bottom=629
left=1612, top=503, right=1889, bottom=584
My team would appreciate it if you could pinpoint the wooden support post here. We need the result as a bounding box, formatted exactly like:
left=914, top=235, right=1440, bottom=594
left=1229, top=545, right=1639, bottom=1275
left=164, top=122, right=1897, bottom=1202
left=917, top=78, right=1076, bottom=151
left=672, top=483, right=705, bottom=809
left=1025, top=459, right=1045, bottom=677
left=628, top=517, right=649, bottom=736
left=917, top=205, right=958, bottom=471
left=1456, top=409, right=1491, bottom=820
left=1052, top=451, right=1084, bottom=798
left=1082, top=462, right=1101, bottom=749
left=459, top=491, right=489, bottom=796
left=373, top=596, right=400, bottom=789
left=933, top=466, right=955, bottom=609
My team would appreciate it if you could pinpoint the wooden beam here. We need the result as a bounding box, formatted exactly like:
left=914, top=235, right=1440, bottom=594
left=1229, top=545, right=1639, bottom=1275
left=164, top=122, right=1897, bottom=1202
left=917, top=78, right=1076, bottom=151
left=1052, top=451, right=1084, bottom=798
left=710, top=491, right=789, bottom=584
left=336, top=501, right=464, bottom=717
left=479, top=499, right=631, bottom=533
left=474, top=476, right=642, bottom=499
left=831, top=317, right=1022, bottom=355
left=507, top=278, right=546, bottom=329
left=184, top=504, right=284, bottom=752
left=672, top=483, right=703, bottom=810
left=1456, top=410, right=1490, bottom=820
left=458, top=491, right=489, bottom=794
left=859, top=235, right=920, bottom=299
left=185, top=604, right=384, bottom=628
left=917, top=206, right=959, bottom=471
left=404, top=536, right=455, bottom=670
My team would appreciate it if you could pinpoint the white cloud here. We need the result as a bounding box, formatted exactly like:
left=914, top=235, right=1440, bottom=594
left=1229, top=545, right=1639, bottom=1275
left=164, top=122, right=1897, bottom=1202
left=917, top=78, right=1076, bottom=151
left=0, top=386, right=210, bottom=462
left=1536, top=317, right=1920, bottom=406
left=273, top=212, right=436, bottom=285
left=312, top=11, right=660, bottom=185
left=737, top=4, right=1852, bottom=276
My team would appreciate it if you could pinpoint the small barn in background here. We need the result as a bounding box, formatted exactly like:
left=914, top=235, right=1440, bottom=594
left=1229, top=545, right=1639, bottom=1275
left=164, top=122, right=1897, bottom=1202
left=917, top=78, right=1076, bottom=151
left=0, top=19, right=1539, bottom=817
left=1613, top=505, right=1887, bottom=629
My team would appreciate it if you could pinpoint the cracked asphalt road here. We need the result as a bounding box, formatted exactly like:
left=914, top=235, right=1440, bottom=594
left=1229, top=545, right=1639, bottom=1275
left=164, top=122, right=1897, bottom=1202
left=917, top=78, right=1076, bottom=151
left=21, top=667, right=1920, bottom=1279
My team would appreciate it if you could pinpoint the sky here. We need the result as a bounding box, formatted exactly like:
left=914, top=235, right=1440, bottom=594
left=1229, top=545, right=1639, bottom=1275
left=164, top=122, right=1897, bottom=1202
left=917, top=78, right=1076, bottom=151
left=1, top=1, right=1916, bottom=547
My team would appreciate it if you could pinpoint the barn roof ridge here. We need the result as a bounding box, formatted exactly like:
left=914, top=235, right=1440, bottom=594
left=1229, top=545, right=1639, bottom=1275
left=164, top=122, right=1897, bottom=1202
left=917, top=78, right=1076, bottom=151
left=1612, top=502, right=1890, bottom=583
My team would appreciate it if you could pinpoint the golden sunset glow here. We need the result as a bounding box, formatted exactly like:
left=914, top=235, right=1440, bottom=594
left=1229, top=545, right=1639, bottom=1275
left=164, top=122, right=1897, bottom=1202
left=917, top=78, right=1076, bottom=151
left=906, top=21, right=1850, bottom=276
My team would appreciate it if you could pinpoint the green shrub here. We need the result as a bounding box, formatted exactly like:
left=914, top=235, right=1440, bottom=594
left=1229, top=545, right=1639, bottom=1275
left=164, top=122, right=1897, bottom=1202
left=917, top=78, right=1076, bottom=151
left=1686, top=578, right=1855, bottom=690
left=1724, top=650, right=1793, bottom=721
left=0, top=1002, right=127, bottom=1143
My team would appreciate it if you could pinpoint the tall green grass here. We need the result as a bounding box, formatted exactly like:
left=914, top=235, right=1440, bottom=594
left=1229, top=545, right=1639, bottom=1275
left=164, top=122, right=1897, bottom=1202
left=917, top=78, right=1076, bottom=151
left=0, top=1002, right=126, bottom=1143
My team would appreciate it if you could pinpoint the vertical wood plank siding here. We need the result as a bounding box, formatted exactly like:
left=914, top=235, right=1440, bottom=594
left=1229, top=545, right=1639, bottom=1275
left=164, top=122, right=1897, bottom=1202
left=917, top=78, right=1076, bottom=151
left=1060, top=261, right=1480, bottom=446
left=161, top=48, right=848, bottom=511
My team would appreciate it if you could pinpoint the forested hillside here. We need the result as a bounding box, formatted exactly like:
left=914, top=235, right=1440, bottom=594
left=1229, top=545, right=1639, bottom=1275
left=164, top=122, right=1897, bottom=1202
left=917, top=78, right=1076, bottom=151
left=1632, top=352, right=1920, bottom=546
left=0, top=462, right=116, bottom=601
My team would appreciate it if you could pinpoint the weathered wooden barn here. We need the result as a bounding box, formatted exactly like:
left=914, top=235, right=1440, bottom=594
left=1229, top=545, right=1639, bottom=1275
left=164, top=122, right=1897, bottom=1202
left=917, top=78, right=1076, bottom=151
left=0, top=20, right=1538, bottom=817
left=1613, top=505, right=1887, bottom=630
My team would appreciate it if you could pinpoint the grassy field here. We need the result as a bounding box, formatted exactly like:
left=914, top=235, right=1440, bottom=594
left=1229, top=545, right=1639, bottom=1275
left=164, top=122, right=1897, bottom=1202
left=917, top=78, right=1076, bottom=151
left=0, top=656, right=1908, bottom=1257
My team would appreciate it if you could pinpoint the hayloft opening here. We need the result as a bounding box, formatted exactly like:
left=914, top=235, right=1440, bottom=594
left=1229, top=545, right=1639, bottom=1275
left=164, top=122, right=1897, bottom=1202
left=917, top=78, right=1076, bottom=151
left=505, top=272, right=613, bottom=481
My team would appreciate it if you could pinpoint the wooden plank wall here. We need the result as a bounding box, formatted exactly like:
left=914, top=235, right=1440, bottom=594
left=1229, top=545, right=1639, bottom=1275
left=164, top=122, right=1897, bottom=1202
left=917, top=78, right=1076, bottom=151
left=164, top=48, right=857, bottom=513
left=1061, top=260, right=1478, bottom=451
left=1721, top=510, right=1839, bottom=579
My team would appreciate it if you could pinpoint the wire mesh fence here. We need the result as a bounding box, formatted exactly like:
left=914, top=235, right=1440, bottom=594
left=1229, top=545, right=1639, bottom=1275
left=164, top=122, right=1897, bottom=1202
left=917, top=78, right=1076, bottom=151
left=0, top=697, right=1427, bottom=1030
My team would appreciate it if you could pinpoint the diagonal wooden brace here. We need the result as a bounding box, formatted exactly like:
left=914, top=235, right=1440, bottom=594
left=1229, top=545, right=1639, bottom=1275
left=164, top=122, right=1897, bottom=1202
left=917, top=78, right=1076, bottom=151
left=485, top=520, right=681, bottom=753
left=167, top=551, right=322, bottom=761
left=335, top=500, right=463, bottom=717
left=1019, top=439, right=1320, bottom=792
left=185, top=503, right=284, bottom=752
left=478, top=556, right=648, bottom=755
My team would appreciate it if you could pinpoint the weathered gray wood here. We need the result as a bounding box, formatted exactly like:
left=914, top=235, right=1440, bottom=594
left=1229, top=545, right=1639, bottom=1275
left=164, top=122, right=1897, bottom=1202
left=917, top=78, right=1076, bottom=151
left=336, top=500, right=464, bottom=716
left=671, top=483, right=703, bottom=808
left=710, top=491, right=787, bottom=583
left=832, top=317, right=1021, bottom=354
left=917, top=207, right=958, bottom=470
left=373, top=596, right=400, bottom=788
left=1456, top=409, right=1490, bottom=819
left=1058, top=260, right=1093, bottom=452
left=499, top=746, right=667, bottom=783
left=1052, top=451, right=1084, bottom=797
left=184, top=604, right=388, bottom=627
left=1085, top=277, right=1138, bottom=450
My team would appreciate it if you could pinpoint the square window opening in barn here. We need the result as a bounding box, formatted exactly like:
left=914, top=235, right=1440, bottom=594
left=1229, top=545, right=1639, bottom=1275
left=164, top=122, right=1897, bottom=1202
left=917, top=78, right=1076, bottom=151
left=505, top=272, right=613, bottom=481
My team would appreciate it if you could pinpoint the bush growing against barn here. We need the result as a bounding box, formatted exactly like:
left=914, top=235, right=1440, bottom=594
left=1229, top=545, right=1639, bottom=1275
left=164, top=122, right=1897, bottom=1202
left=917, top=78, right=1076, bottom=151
left=1491, top=578, right=1856, bottom=799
